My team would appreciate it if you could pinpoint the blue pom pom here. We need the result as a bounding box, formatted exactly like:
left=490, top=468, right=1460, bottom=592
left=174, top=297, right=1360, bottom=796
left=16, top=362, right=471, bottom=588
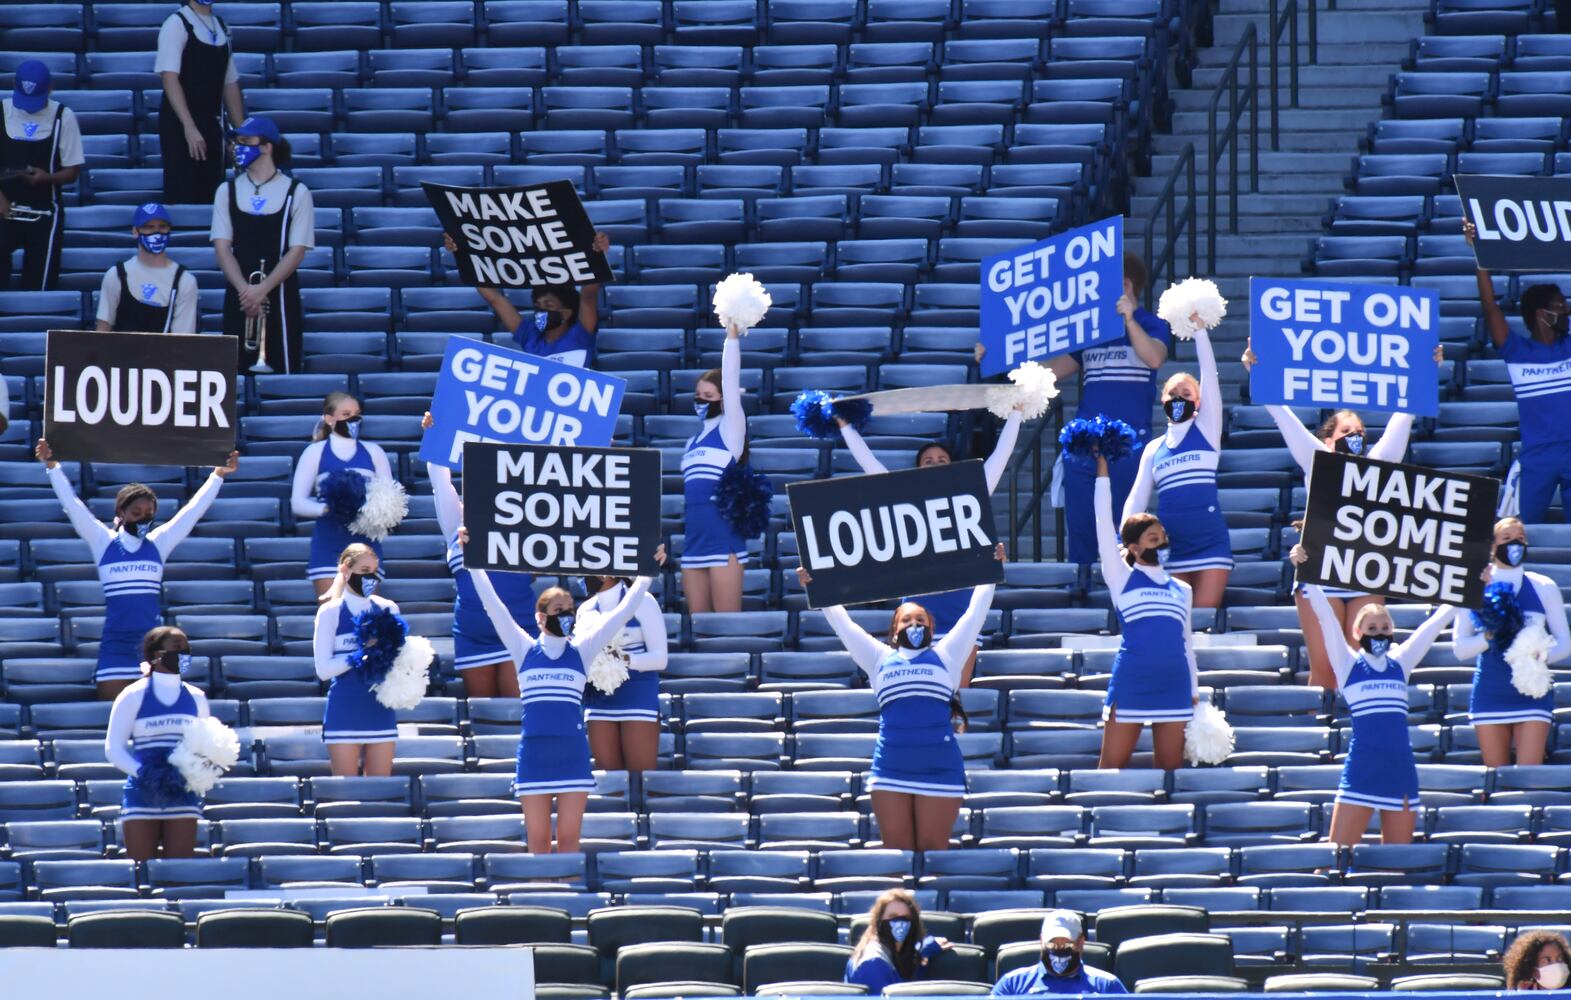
left=318, top=469, right=367, bottom=524
left=828, top=396, right=872, bottom=433
left=131, top=753, right=190, bottom=806
left=348, top=603, right=409, bottom=685
left=791, top=390, right=840, bottom=441
left=712, top=462, right=773, bottom=539
left=1058, top=415, right=1138, bottom=466
left=1471, top=581, right=1525, bottom=651
left=1096, top=416, right=1139, bottom=464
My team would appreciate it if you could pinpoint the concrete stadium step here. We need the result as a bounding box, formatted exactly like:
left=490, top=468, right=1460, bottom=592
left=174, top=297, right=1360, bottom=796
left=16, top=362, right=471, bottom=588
left=1120, top=233, right=1313, bottom=259
left=1149, top=131, right=1362, bottom=154
left=1220, top=0, right=1430, bottom=13
left=1130, top=192, right=1336, bottom=217
left=1131, top=171, right=1346, bottom=194
left=1148, top=150, right=1354, bottom=176
left=1211, top=9, right=1426, bottom=46
left=1171, top=106, right=1380, bottom=134
left=1128, top=213, right=1329, bottom=236
left=1190, top=63, right=1395, bottom=91
left=1192, top=42, right=1409, bottom=68
left=1170, top=85, right=1386, bottom=111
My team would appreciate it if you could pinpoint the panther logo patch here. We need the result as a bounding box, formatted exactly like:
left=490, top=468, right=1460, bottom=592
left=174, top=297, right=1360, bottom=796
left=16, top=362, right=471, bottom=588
left=249, top=195, right=267, bottom=212
left=140, top=283, right=159, bottom=303
left=21, top=121, right=37, bottom=139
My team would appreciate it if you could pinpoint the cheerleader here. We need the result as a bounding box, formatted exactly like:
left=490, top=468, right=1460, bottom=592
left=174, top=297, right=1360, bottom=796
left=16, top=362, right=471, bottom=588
left=837, top=405, right=1024, bottom=687
left=1094, top=451, right=1199, bottom=771
left=105, top=626, right=209, bottom=860
left=581, top=573, right=668, bottom=773
left=314, top=544, right=400, bottom=777
left=796, top=544, right=1004, bottom=852
left=292, top=391, right=394, bottom=598
left=420, top=413, right=536, bottom=699
left=1454, top=518, right=1571, bottom=766
left=683, top=322, right=747, bottom=613
left=36, top=437, right=238, bottom=700
left=470, top=553, right=662, bottom=854
left=1295, top=571, right=1456, bottom=846
left=1123, top=323, right=1231, bottom=608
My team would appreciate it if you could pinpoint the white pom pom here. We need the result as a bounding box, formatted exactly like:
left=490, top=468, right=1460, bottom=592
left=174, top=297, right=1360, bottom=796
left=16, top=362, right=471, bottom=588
left=987, top=360, right=1060, bottom=420
left=349, top=477, right=408, bottom=543
left=169, top=717, right=241, bottom=796
left=372, top=633, right=433, bottom=710
left=575, top=608, right=631, bottom=695
left=1183, top=701, right=1235, bottom=766
left=1507, top=621, right=1555, bottom=700
left=712, top=273, right=772, bottom=332
left=1157, top=277, right=1228, bottom=341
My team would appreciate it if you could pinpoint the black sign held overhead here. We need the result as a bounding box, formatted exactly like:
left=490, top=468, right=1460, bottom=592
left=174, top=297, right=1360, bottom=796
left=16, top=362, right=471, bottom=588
left=1455, top=174, right=1571, bottom=272
left=425, top=180, right=614, bottom=289
left=44, top=329, right=238, bottom=466
left=1297, top=451, right=1499, bottom=607
left=788, top=460, right=1003, bottom=610
left=462, top=441, right=662, bottom=577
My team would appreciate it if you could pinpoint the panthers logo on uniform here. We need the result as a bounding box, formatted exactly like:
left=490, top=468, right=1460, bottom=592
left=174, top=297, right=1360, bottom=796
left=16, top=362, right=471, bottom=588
left=250, top=195, right=267, bottom=213
left=140, top=283, right=159, bottom=303
left=21, top=121, right=37, bottom=139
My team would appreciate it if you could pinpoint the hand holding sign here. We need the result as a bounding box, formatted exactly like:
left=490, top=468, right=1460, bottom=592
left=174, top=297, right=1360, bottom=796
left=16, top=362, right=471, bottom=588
left=426, top=181, right=613, bottom=289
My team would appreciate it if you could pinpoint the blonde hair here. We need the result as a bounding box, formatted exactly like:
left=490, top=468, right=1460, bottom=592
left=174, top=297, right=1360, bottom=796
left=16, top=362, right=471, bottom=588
left=1352, top=602, right=1391, bottom=634
left=1495, top=516, right=1526, bottom=539
left=312, top=391, right=360, bottom=442
left=320, top=543, right=378, bottom=603
left=1161, top=371, right=1199, bottom=402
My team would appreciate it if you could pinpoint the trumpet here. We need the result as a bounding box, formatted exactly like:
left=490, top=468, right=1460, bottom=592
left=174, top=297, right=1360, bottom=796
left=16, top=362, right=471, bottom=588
left=3, top=204, right=52, bottom=223
left=244, top=259, right=273, bottom=374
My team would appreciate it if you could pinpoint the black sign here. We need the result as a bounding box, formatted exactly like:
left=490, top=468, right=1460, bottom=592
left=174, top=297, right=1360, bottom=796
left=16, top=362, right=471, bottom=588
left=1298, top=451, right=1498, bottom=607
left=788, top=460, right=1003, bottom=609
left=1455, top=174, right=1571, bottom=272
left=462, top=441, right=661, bottom=576
left=426, top=180, right=613, bottom=289
left=44, top=329, right=238, bottom=466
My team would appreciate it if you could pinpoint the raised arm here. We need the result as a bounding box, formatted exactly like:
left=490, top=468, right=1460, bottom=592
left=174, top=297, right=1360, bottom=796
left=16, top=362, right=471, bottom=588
left=1536, top=574, right=1571, bottom=664
left=577, top=231, right=610, bottom=335
left=839, top=422, right=889, bottom=476
left=983, top=410, right=1023, bottom=494
left=151, top=470, right=225, bottom=558
left=104, top=686, right=144, bottom=777
left=1465, top=220, right=1511, bottom=351
left=574, top=576, right=654, bottom=656
left=1265, top=405, right=1324, bottom=476
left=627, top=593, right=669, bottom=672
left=313, top=601, right=352, bottom=681
left=291, top=441, right=328, bottom=520
left=46, top=463, right=113, bottom=560
left=427, top=461, right=461, bottom=540
left=1303, top=584, right=1358, bottom=687
left=1094, top=473, right=1131, bottom=591
left=820, top=604, right=892, bottom=675
left=719, top=330, right=746, bottom=458
left=470, top=568, right=534, bottom=664
left=935, top=583, right=997, bottom=680
left=1391, top=605, right=1459, bottom=678
left=1121, top=438, right=1160, bottom=523
left=1194, top=326, right=1223, bottom=447
left=1368, top=413, right=1414, bottom=464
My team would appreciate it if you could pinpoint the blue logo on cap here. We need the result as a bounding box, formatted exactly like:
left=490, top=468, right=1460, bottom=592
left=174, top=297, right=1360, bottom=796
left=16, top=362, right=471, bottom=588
left=140, top=283, right=159, bottom=303
left=141, top=202, right=158, bottom=214
left=20, top=81, right=35, bottom=95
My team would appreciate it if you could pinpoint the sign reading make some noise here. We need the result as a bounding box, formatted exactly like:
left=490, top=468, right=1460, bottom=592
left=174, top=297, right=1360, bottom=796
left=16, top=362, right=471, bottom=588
left=788, top=460, right=1003, bottom=609
left=978, top=215, right=1124, bottom=377
left=462, top=442, right=662, bottom=577
left=44, top=329, right=237, bottom=466
left=426, top=180, right=613, bottom=289
left=420, top=338, right=626, bottom=470
left=1297, top=451, right=1498, bottom=607
left=1455, top=174, right=1571, bottom=272
left=1248, top=277, right=1440, bottom=416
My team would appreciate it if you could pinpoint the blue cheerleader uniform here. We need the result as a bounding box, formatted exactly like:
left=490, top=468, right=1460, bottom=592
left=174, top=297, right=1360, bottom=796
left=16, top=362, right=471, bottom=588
left=305, top=439, right=384, bottom=581
left=118, top=679, right=203, bottom=820
left=318, top=597, right=398, bottom=744
left=1461, top=571, right=1563, bottom=726
left=582, top=582, right=666, bottom=723
left=1337, top=653, right=1421, bottom=811
left=446, top=529, right=537, bottom=672
left=514, top=641, right=595, bottom=797
left=513, top=318, right=596, bottom=369
left=682, top=418, right=749, bottom=569
left=1145, top=423, right=1232, bottom=573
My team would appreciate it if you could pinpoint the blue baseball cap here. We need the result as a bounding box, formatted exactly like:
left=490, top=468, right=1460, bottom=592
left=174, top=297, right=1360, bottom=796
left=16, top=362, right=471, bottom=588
left=12, top=60, right=50, bottom=114
left=133, top=202, right=173, bottom=228
left=229, top=115, right=281, bottom=144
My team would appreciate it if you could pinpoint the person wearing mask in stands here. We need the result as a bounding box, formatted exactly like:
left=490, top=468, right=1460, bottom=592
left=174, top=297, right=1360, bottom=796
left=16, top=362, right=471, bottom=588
left=992, top=911, right=1128, bottom=996
left=94, top=202, right=200, bottom=333
left=314, top=544, right=399, bottom=778
left=0, top=60, right=82, bottom=291
left=292, top=392, right=394, bottom=599
left=845, top=889, right=952, bottom=995
left=37, top=438, right=238, bottom=700
left=1505, top=930, right=1571, bottom=991
left=212, top=114, right=312, bottom=374
left=581, top=572, right=668, bottom=774
left=105, top=626, right=211, bottom=861
left=444, top=231, right=612, bottom=368
left=1466, top=219, right=1571, bottom=525
left=156, top=0, right=246, bottom=205
left=683, top=322, right=749, bottom=614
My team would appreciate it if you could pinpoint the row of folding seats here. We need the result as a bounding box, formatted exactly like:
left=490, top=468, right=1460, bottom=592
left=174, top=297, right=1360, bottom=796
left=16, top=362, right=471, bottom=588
left=1411, top=31, right=1571, bottom=72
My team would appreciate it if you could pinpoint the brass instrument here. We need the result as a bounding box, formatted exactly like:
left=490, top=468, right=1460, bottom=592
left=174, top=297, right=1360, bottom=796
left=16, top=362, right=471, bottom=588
left=2, top=204, right=52, bottom=223
left=244, top=259, right=273, bottom=374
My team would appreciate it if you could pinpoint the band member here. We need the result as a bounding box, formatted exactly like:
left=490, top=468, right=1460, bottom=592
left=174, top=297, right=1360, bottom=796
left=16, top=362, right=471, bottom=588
left=0, top=60, right=82, bottom=290
left=211, top=115, right=312, bottom=374
left=94, top=202, right=199, bottom=333
left=156, top=0, right=246, bottom=204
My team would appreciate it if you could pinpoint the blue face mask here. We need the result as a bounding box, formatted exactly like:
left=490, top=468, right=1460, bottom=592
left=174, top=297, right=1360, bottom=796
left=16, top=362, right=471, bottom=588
left=1047, top=950, right=1077, bottom=976
left=1360, top=634, right=1391, bottom=658
left=532, top=310, right=555, bottom=332
left=137, top=232, right=169, bottom=255
left=233, top=142, right=263, bottom=169
left=695, top=401, right=716, bottom=419
left=885, top=919, right=911, bottom=945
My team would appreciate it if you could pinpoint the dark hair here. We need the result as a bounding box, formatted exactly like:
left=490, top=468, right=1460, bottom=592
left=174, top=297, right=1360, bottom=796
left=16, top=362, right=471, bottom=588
left=268, top=135, right=293, bottom=171
left=1120, top=512, right=1163, bottom=567
left=1520, top=283, right=1565, bottom=333
left=583, top=575, right=632, bottom=596
left=1503, top=930, right=1571, bottom=989
left=312, top=391, right=359, bottom=442
left=1123, top=251, right=1149, bottom=294
left=914, top=442, right=955, bottom=467
left=141, top=626, right=187, bottom=663
left=534, top=284, right=580, bottom=313
left=114, top=483, right=158, bottom=519
left=949, top=694, right=969, bottom=733
left=853, top=889, right=926, bottom=980
left=1315, top=409, right=1361, bottom=443
left=887, top=602, right=933, bottom=646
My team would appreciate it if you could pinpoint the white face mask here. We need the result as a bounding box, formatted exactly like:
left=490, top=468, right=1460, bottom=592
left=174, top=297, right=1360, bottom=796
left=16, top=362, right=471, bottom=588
left=1539, top=962, right=1569, bottom=990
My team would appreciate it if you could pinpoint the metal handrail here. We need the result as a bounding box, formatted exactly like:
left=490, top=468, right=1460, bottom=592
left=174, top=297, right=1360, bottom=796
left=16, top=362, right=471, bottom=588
left=1143, top=141, right=1198, bottom=308
left=1268, top=0, right=1300, bottom=150
left=1006, top=400, right=1061, bottom=564
left=1206, top=21, right=1260, bottom=273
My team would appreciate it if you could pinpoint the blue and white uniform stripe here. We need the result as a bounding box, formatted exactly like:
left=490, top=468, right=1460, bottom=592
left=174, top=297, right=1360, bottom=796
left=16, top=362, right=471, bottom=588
left=682, top=420, right=748, bottom=569
left=1149, top=423, right=1234, bottom=573
left=1107, top=570, right=1196, bottom=724
left=121, top=681, right=202, bottom=820
left=1337, top=655, right=1420, bottom=811
left=514, top=642, right=596, bottom=796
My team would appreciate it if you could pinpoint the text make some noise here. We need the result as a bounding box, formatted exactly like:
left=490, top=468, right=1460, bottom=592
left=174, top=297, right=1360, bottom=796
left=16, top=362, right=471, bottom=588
left=987, top=223, right=1118, bottom=367
left=51, top=365, right=230, bottom=429
left=1318, top=461, right=1476, bottom=603
left=800, top=495, right=990, bottom=570
left=481, top=447, right=640, bottom=573
left=1258, top=284, right=1432, bottom=409
left=445, top=187, right=599, bottom=286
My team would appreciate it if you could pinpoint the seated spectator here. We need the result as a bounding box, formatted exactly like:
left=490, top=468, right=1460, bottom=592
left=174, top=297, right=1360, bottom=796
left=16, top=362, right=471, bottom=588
left=95, top=202, right=200, bottom=333
left=992, top=911, right=1127, bottom=996
left=845, top=889, right=951, bottom=995
left=1505, top=930, right=1571, bottom=991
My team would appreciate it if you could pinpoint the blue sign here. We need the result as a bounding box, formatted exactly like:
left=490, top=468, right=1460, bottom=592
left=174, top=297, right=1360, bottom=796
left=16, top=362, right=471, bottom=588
left=978, top=215, right=1124, bottom=377
left=1248, top=278, right=1440, bottom=416
left=419, top=338, right=626, bottom=470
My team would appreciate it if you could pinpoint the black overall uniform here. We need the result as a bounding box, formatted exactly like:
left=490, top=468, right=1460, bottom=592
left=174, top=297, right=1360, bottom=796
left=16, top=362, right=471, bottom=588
left=222, top=177, right=305, bottom=374
left=110, top=261, right=191, bottom=333
left=160, top=12, right=230, bottom=205
left=0, top=103, right=65, bottom=290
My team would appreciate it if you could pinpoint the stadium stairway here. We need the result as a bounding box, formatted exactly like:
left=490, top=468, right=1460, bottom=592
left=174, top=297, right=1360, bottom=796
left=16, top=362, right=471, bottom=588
left=1130, top=0, right=1428, bottom=360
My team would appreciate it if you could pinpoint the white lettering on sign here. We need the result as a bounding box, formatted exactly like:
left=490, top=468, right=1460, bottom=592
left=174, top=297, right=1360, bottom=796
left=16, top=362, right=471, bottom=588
left=801, top=494, right=989, bottom=571
left=50, top=365, right=229, bottom=429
